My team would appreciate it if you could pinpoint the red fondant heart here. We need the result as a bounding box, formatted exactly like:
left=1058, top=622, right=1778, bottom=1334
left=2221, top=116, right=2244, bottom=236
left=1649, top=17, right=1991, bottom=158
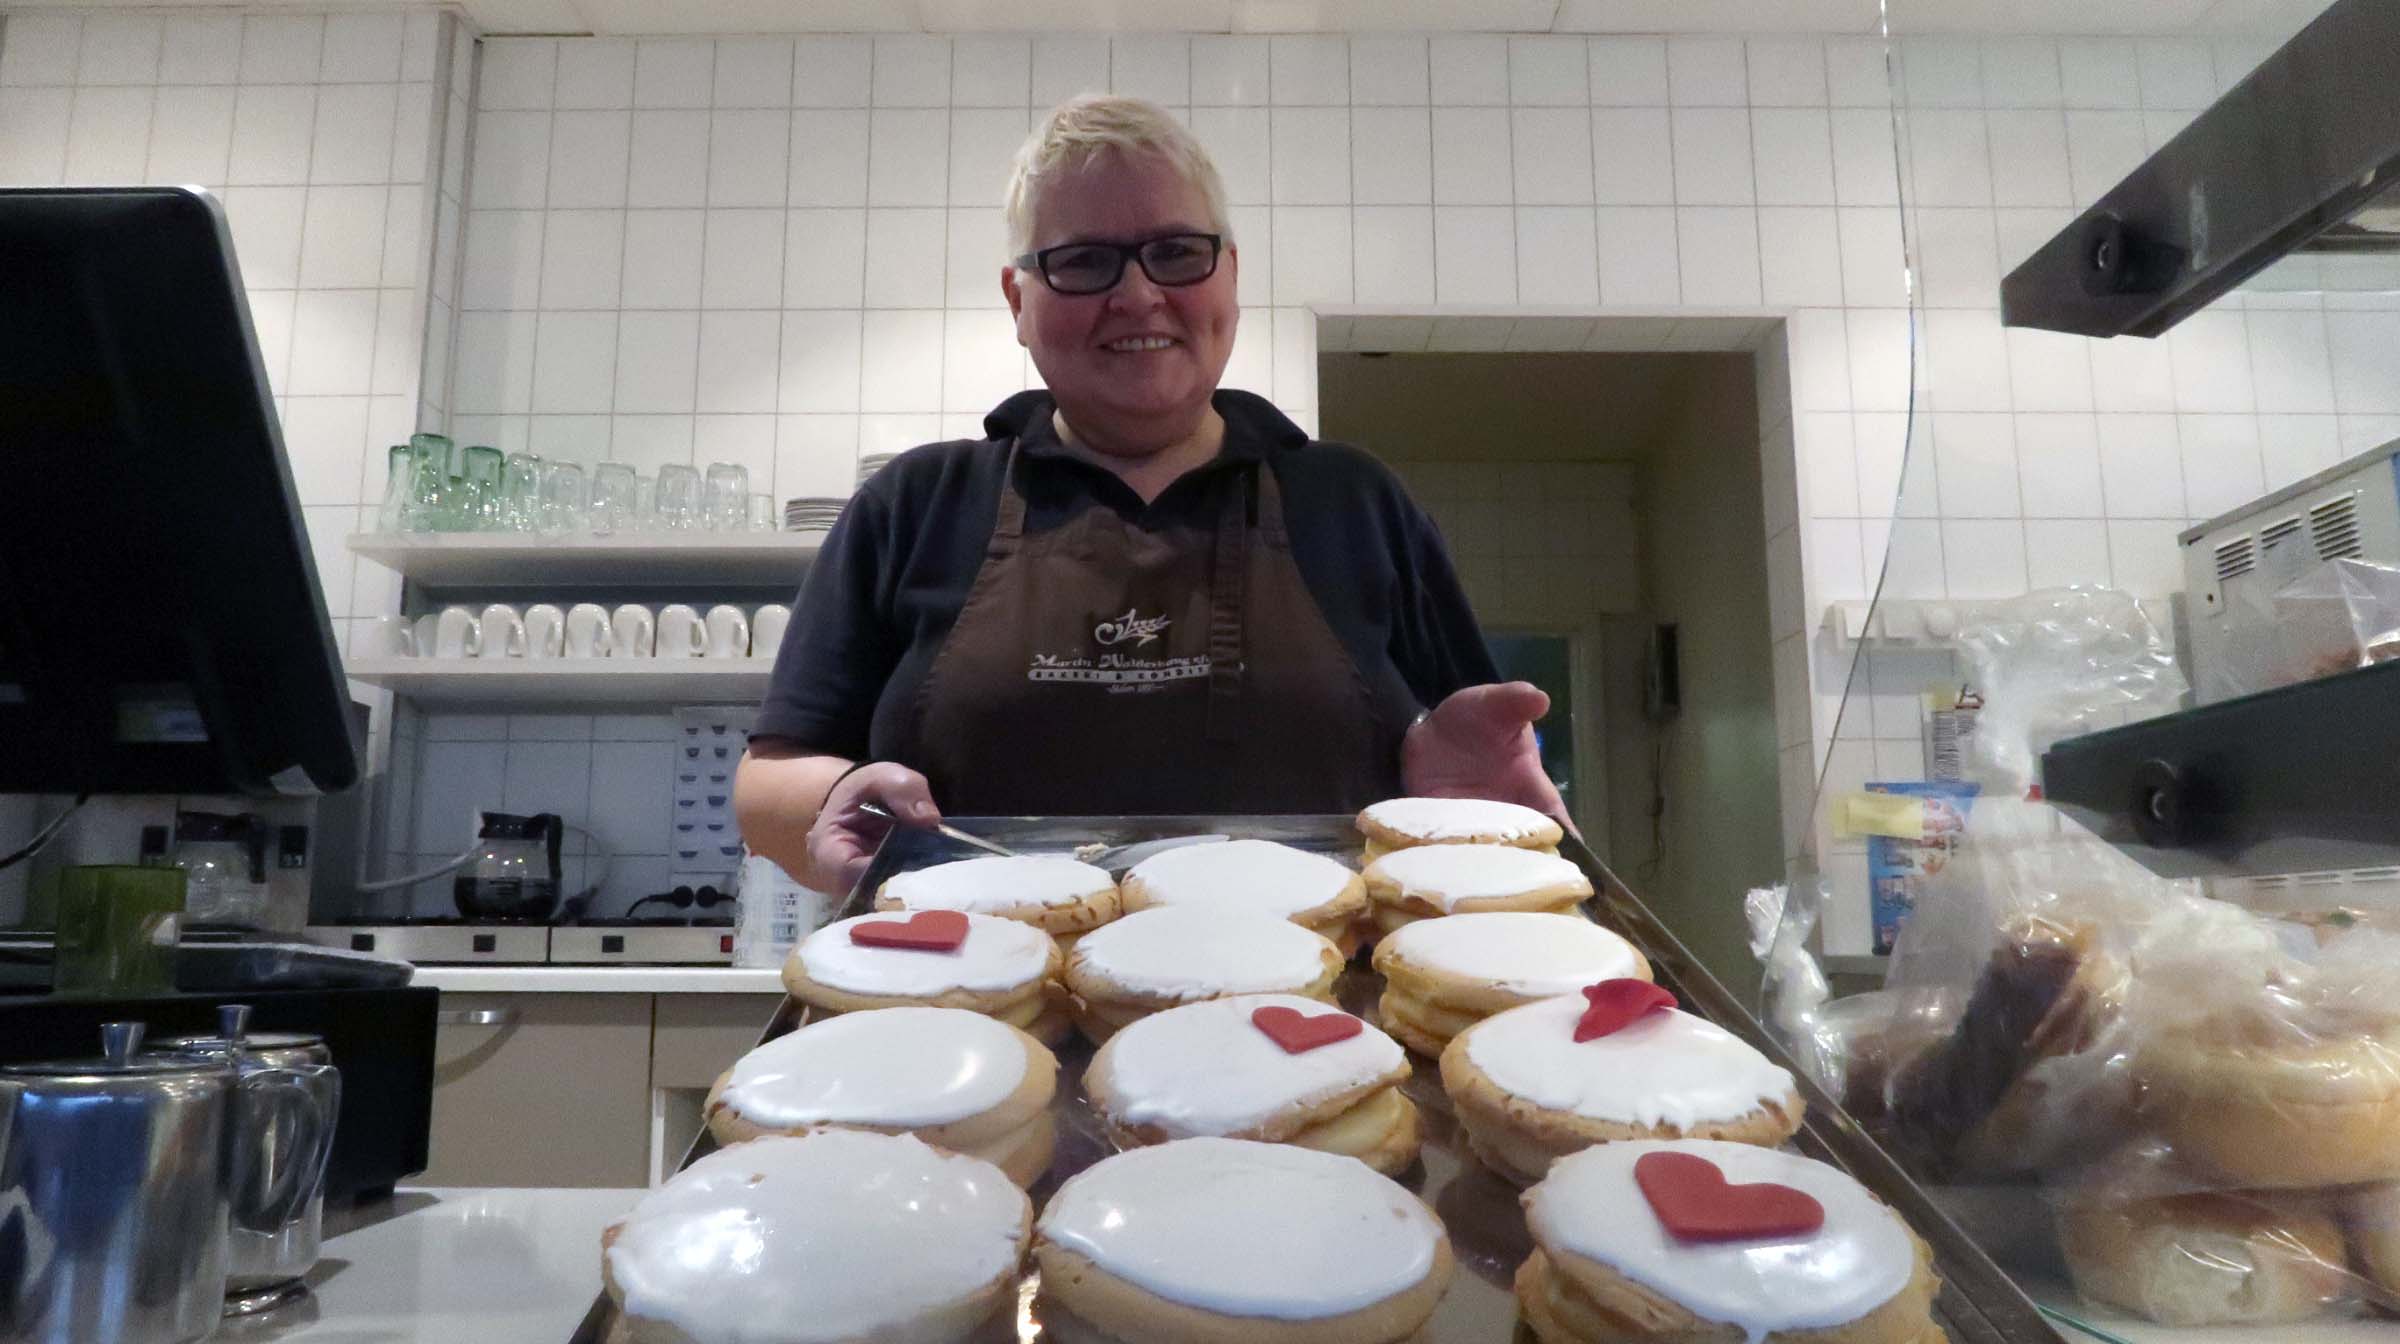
left=1251, top=1005, right=1365, bottom=1054
left=1575, top=979, right=1676, bottom=1042
left=849, top=910, right=969, bottom=952
left=1633, top=1151, right=1825, bottom=1244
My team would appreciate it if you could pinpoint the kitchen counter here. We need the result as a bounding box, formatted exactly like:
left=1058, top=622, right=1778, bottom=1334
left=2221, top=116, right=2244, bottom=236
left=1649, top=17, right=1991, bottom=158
left=409, top=965, right=783, bottom=994
left=225, top=1187, right=640, bottom=1343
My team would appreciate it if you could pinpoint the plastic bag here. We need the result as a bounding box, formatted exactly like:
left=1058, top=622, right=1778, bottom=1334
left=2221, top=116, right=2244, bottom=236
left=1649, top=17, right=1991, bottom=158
left=2198, top=557, right=2400, bottom=704
left=1951, top=587, right=2188, bottom=794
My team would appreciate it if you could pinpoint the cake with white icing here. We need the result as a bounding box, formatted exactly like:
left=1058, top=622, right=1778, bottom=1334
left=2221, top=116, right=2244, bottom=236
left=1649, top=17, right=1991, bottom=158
left=604, top=1130, right=1031, bottom=1344
left=1118, top=838, right=1370, bottom=955
left=1063, top=906, right=1344, bottom=1043
left=1034, top=1138, right=1454, bottom=1343
left=1085, top=992, right=1421, bottom=1175
left=1517, top=1139, right=1935, bottom=1344
left=876, top=853, right=1121, bottom=945
left=704, top=1006, right=1061, bottom=1187
left=1361, top=843, right=1593, bottom=935
left=1372, top=912, right=1649, bottom=1056
left=1356, top=796, right=1564, bottom=864
left=1442, top=995, right=1804, bottom=1185
left=783, top=911, right=1067, bottom=1043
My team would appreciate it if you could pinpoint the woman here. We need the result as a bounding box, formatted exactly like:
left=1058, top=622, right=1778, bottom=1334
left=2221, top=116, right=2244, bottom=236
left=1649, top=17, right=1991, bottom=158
left=737, top=95, right=1563, bottom=893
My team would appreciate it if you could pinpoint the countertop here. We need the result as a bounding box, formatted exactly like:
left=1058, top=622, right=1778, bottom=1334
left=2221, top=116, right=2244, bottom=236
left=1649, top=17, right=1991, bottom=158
left=409, top=965, right=784, bottom=994
left=224, top=1187, right=640, bottom=1344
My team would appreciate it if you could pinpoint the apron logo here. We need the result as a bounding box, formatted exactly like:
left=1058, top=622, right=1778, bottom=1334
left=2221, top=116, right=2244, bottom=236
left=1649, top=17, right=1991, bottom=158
left=1092, top=608, right=1171, bottom=648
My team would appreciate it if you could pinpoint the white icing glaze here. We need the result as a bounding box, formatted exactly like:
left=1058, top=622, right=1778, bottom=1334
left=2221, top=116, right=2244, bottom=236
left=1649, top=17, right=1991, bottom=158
left=1383, top=912, right=1639, bottom=995
left=1464, top=998, right=1796, bottom=1129
left=1361, top=797, right=1559, bottom=843
left=1095, top=993, right=1404, bottom=1136
left=609, top=1130, right=1026, bottom=1344
left=718, top=1007, right=1029, bottom=1129
left=1526, top=1138, right=1916, bottom=1342
left=883, top=854, right=1115, bottom=913
left=1039, top=1137, right=1441, bottom=1320
left=1072, top=907, right=1330, bottom=997
left=1125, top=838, right=1356, bottom=917
left=797, top=912, right=1053, bottom=996
left=1367, top=844, right=1590, bottom=909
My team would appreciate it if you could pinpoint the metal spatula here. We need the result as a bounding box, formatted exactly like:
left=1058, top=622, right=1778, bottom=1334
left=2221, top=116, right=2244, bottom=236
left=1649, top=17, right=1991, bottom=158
left=855, top=800, right=1019, bottom=859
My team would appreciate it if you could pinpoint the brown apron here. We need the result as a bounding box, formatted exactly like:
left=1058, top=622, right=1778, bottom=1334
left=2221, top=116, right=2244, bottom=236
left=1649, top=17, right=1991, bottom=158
left=891, top=446, right=1414, bottom=815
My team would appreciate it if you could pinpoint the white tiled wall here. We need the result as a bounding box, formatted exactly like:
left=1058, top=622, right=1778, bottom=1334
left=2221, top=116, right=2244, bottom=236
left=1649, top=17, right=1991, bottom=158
left=1387, top=460, right=1643, bottom=627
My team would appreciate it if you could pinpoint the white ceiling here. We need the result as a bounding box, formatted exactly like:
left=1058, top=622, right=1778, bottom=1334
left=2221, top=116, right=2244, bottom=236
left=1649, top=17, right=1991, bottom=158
left=5, top=0, right=2334, bottom=39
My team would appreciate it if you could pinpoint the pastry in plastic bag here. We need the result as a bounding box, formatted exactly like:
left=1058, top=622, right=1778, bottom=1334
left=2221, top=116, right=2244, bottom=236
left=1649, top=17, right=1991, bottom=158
left=2055, top=1189, right=2350, bottom=1326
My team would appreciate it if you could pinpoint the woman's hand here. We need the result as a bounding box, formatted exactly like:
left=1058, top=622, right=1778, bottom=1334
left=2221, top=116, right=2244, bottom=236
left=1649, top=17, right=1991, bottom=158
left=808, top=763, right=942, bottom=896
left=1401, top=682, right=1575, bottom=834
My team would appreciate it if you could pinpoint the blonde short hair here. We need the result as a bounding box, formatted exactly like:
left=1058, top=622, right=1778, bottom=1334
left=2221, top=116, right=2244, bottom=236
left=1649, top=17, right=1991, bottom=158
left=1002, top=95, right=1233, bottom=259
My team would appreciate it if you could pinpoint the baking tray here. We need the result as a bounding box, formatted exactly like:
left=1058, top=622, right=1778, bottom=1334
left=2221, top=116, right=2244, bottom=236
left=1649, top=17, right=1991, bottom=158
left=572, top=816, right=2064, bottom=1344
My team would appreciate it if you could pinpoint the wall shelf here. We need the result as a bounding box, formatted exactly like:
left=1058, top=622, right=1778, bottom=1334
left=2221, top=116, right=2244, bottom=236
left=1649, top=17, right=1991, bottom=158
left=347, top=533, right=820, bottom=587
left=344, top=658, right=771, bottom=707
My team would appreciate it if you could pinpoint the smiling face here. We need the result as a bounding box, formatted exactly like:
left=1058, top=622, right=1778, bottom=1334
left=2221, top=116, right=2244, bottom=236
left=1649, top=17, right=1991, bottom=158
left=1003, top=149, right=1239, bottom=457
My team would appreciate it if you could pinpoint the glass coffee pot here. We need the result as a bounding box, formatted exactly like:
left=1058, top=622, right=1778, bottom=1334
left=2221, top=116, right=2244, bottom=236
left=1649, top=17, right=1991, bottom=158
left=453, top=812, right=564, bottom=921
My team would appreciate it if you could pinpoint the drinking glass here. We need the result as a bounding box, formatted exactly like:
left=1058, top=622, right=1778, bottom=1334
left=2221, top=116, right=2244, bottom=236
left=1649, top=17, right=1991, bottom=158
left=405, top=433, right=453, bottom=532
left=701, top=462, right=749, bottom=532
left=375, top=445, right=414, bottom=534
left=656, top=464, right=701, bottom=531
left=501, top=452, right=545, bottom=532
left=590, top=462, right=639, bottom=536
left=462, top=445, right=505, bottom=531
left=632, top=476, right=658, bottom=533
left=52, top=865, right=186, bottom=997
left=539, top=461, right=588, bottom=537
left=748, top=493, right=777, bottom=532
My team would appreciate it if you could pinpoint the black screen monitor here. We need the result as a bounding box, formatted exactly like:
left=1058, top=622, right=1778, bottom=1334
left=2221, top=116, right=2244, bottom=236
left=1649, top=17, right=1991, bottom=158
left=0, top=186, right=360, bottom=796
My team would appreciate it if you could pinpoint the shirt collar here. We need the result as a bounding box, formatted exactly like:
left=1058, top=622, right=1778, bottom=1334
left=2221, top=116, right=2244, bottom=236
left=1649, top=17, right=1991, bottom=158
left=982, top=389, right=1304, bottom=465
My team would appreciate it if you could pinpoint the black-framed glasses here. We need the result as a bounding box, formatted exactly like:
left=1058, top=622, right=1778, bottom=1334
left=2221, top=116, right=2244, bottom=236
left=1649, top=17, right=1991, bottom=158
left=1014, top=233, right=1224, bottom=295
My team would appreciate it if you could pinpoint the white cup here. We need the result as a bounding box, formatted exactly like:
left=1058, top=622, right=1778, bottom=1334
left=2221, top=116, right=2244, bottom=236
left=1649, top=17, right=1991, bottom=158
left=433, top=606, right=481, bottom=659
left=477, top=604, right=527, bottom=660
left=656, top=604, right=706, bottom=660
left=565, top=603, right=616, bottom=659
left=412, top=613, right=438, bottom=658
left=361, top=614, right=416, bottom=658
left=703, top=604, right=751, bottom=660
left=750, top=604, right=790, bottom=658
left=610, top=604, right=655, bottom=659
left=523, top=604, right=566, bottom=659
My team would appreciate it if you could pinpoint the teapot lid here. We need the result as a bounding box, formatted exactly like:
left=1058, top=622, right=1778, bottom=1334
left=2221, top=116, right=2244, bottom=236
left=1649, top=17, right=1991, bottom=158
left=1, top=1022, right=226, bottom=1080
left=155, top=1004, right=323, bottom=1056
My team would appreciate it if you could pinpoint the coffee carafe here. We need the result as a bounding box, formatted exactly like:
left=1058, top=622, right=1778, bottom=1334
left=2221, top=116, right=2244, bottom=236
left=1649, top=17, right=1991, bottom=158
left=453, top=811, right=564, bottom=921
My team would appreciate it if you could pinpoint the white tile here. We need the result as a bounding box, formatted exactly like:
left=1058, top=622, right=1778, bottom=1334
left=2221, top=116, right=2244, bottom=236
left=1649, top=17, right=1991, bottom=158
left=281, top=396, right=370, bottom=506
left=1191, top=35, right=1267, bottom=107
left=949, top=107, right=1028, bottom=213
left=1942, top=520, right=2027, bottom=599
left=1981, top=39, right=2061, bottom=108
left=1750, top=109, right=1835, bottom=206
left=1, top=14, right=79, bottom=87
left=540, top=209, right=625, bottom=310
left=1270, top=107, right=1349, bottom=205
left=715, top=38, right=791, bottom=108
left=557, top=40, right=636, bottom=110
left=793, top=36, right=871, bottom=108
left=1350, top=108, right=1432, bottom=205
left=1846, top=308, right=1912, bottom=412
left=867, top=109, right=946, bottom=206
left=1929, top=412, right=2018, bottom=518
left=2167, top=310, right=2255, bottom=414
left=774, top=413, right=860, bottom=498
left=1835, top=207, right=1906, bottom=307
left=872, top=36, right=949, bottom=108
left=858, top=412, right=939, bottom=460
left=1666, top=38, right=1745, bottom=107
left=502, top=741, right=590, bottom=819
left=299, top=185, right=387, bottom=289
left=860, top=310, right=943, bottom=414
left=1923, top=308, right=2009, bottom=411
left=1351, top=206, right=1434, bottom=305
left=1509, top=36, right=1586, bottom=106
left=1351, top=36, right=1428, bottom=106
left=1430, top=34, right=1507, bottom=106
left=1270, top=206, right=1350, bottom=305
left=1914, top=208, right=1999, bottom=309
left=321, top=16, right=402, bottom=85
left=1433, top=206, right=1515, bottom=305
left=452, top=310, right=536, bottom=413
left=1795, top=412, right=1858, bottom=517
left=1984, top=110, right=2072, bottom=209
left=587, top=742, right=672, bottom=855
left=2060, top=39, right=2140, bottom=110
left=1787, top=309, right=1853, bottom=412
left=1589, top=37, right=1668, bottom=107
left=62, top=87, right=150, bottom=185
left=1596, top=206, right=1679, bottom=305
left=1759, top=207, right=1843, bottom=307
left=696, top=310, right=780, bottom=414
left=609, top=414, right=693, bottom=468
left=779, top=309, right=862, bottom=413
left=245, top=289, right=295, bottom=395
left=2105, top=519, right=2182, bottom=597
left=371, top=288, right=419, bottom=397
left=1829, top=108, right=1899, bottom=207
left=1591, top=107, right=1672, bottom=205
left=462, top=209, right=542, bottom=309
left=287, top=289, right=379, bottom=396
left=2256, top=414, right=2342, bottom=491
left=941, top=309, right=1024, bottom=415
left=789, top=109, right=869, bottom=207
left=390, top=85, right=433, bottom=185
left=1671, top=108, right=1754, bottom=205
left=1897, top=38, right=1980, bottom=107
left=546, top=110, right=631, bottom=209
left=228, top=85, right=317, bottom=187
left=412, top=740, right=507, bottom=846
left=1512, top=108, right=1593, bottom=205
left=787, top=208, right=864, bottom=309
left=480, top=40, right=556, bottom=111
left=1191, top=105, right=1269, bottom=206
left=402, top=12, right=439, bottom=84
left=1228, top=205, right=1268, bottom=306
left=634, top=39, right=713, bottom=110
left=1806, top=516, right=1868, bottom=605
left=697, top=209, right=783, bottom=309
left=1903, top=109, right=1990, bottom=207
left=2006, top=328, right=2094, bottom=413
left=2096, top=413, right=2186, bottom=518
left=2246, top=310, right=2334, bottom=413
left=1269, top=36, right=1347, bottom=106
left=2023, top=519, right=2112, bottom=588
left=1432, top=108, right=1511, bottom=205
left=77, top=14, right=162, bottom=86
left=310, top=84, right=396, bottom=186
left=2177, top=414, right=2266, bottom=519
left=2329, top=311, right=2400, bottom=414
left=862, top=207, right=948, bottom=308
left=944, top=207, right=1005, bottom=308
left=2136, top=39, right=2216, bottom=109
left=531, top=311, right=618, bottom=413
left=2064, top=110, right=2148, bottom=205
left=2089, top=327, right=2179, bottom=413
left=1675, top=208, right=1761, bottom=307
left=612, top=311, right=699, bottom=413
left=1515, top=207, right=1599, bottom=307
left=1746, top=40, right=1826, bottom=107
left=1111, top=35, right=1188, bottom=106
left=462, top=107, right=546, bottom=208
left=708, top=110, right=788, bottom=208
left=239, top=15, right=322, bottom=85
left=1880, top=518, right=1946, bottom=599
left=626, top=109, right=706, bottom=207
left=146, top=86, right=235, bottom=185
left=153, top=15, right=242, bottom=86
left=1029, top=35, right=1106, bottom=107
left=620, top=210, right=703, bottom=308
left=951, top=37, right=1030, bottom=107
left=1853, top=410, right=1907, bottom=518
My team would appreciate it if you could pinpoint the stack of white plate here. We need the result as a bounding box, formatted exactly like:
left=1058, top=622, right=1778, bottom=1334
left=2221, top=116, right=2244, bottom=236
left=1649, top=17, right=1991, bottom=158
left=856, top=452, right=899, bottom=486
left=784, top=497, right=845, bottom=534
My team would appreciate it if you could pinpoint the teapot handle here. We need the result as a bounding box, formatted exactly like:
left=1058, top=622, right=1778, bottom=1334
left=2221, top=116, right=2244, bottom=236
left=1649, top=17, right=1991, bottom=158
left=237, top=1065, right=342, bottom=1230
